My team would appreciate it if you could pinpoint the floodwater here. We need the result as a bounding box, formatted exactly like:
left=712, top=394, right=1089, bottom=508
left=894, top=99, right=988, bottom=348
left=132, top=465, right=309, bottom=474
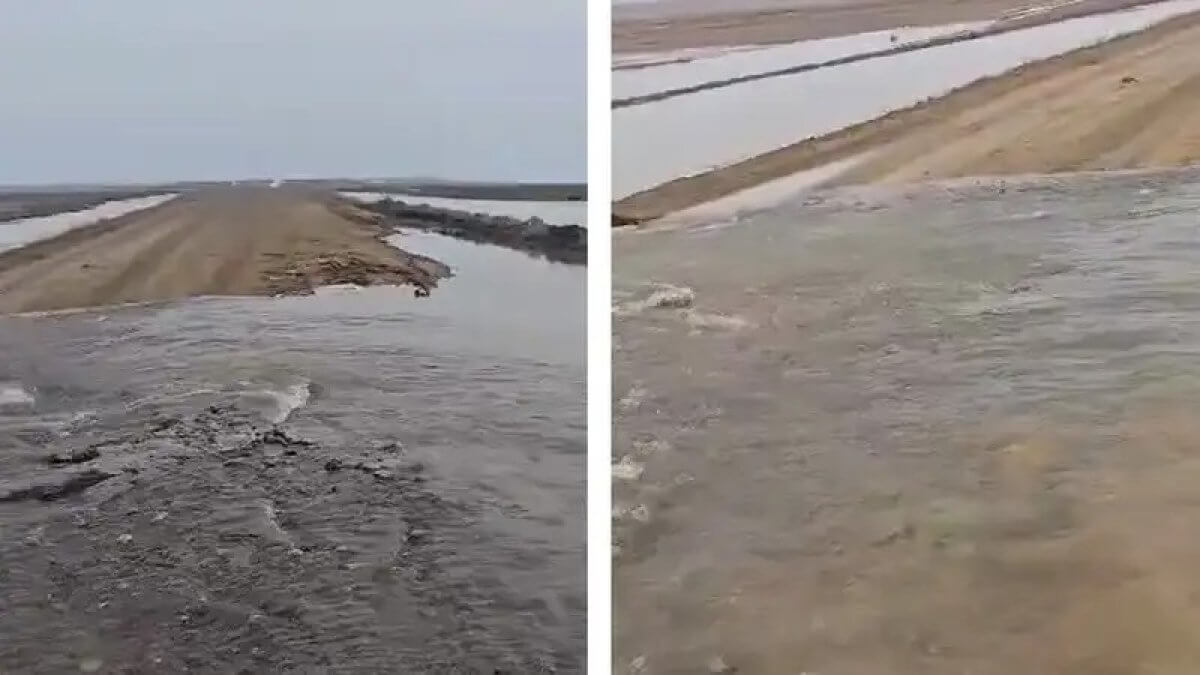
left=613, top=0, right=1200, bottom=197
left=0, top=194, right=176, bottom=253
left=0, top=229, right=585, bottom=672
left=342, top=192, right=588, bottom=227
left=613, top=167, right=1200, bottom=673
left=612, top=22, right=992, bottom=100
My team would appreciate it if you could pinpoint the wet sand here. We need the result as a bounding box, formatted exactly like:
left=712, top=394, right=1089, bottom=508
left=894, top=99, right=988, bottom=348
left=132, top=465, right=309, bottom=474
left=614, top=9, right=1200, bottom=222
left=614, top=0, right=1168, bottom=53
left=0, top=188, right=449, bottom=314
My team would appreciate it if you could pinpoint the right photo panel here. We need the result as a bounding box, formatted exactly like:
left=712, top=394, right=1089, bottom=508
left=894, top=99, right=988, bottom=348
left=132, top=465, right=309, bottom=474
left=612, top=0, right=1200, bottom=672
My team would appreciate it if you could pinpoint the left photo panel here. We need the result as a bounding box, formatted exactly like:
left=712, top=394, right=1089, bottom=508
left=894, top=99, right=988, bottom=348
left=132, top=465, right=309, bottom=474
left=0, top=1, right=586, bottom=672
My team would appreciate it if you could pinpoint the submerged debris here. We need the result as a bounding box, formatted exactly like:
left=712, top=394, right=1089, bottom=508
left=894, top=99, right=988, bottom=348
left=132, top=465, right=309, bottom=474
left=262, top=250, right=448, bottom=297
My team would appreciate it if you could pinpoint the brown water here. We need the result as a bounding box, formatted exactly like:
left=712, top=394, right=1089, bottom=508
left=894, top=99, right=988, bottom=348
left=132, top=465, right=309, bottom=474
left=613, top=168, right=1200, bottom=674
left=0, top=231, right=585, bottom=673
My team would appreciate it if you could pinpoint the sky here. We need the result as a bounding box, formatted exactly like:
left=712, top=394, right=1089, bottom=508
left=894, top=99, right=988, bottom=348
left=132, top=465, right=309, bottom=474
left=0, top=0, right=585, bottom=185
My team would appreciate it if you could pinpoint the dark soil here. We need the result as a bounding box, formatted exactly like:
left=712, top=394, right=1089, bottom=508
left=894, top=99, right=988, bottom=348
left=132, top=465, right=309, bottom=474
left=359, top=198, right=587, bottom=265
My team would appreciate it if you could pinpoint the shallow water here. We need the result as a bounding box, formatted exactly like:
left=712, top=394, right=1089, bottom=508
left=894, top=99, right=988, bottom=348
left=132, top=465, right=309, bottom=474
left=343, top=191, right=588, bottom=227
left=613, top=167, right=1200, bottom=673
left=0, top=230, right=584, bottom=671
left=613, top=0, right=1200, bottom=197
left=0, top=194, right=176, bottom=253
left=612, top=21, right=992, bottom=100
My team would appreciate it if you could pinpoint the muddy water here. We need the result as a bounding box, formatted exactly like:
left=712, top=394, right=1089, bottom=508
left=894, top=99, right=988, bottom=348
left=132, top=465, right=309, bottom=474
left=614, top=168, right=1200, bottom=674
left=0, top=232, right=584, bottom=672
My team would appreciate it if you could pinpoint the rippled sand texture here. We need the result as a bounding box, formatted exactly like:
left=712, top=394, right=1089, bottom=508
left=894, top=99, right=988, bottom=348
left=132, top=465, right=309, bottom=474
left=613, top=169, right=1200, bottom=674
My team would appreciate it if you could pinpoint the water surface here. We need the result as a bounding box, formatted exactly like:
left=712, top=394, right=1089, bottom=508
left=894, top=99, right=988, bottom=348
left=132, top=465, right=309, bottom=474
left=0, top=231, right=585, bottom=671
left=614, top=167, right=1200, bottom=673
left=614, top=0, right=1200, bottom=197
left=0, top=195, right=176, bottom=253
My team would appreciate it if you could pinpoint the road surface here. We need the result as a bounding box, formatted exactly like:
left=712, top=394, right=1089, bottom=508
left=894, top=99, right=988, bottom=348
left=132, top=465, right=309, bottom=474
left=0, top=188, right=448, bottom=314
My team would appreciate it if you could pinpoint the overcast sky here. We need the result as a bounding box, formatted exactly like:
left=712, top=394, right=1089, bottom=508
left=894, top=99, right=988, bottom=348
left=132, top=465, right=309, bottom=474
left=0, top=0, right=585, bottom=185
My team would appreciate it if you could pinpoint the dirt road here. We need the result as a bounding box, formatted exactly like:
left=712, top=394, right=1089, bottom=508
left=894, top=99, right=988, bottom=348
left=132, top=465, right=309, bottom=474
left=0, top=188, right=448, bottom=314
left=615, top=10, right=1200, bottom=222
left=614, top=0, right=1166, bottom=53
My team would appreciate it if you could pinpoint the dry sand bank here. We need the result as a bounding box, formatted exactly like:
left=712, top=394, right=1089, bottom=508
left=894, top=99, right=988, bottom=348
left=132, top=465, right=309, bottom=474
left=614, top=10, right=1200, bottom=223
left=0, top=188, right=449, bottom=314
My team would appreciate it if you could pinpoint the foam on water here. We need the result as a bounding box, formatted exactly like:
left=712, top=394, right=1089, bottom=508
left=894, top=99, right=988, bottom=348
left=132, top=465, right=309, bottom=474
left=262, top=381, right=312, bottom=424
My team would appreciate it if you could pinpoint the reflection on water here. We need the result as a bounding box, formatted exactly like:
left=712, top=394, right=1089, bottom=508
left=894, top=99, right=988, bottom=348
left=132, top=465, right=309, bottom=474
left=342, top=191, right=587, bottom=227
left=613, top=21, right=992, bottom=100
left=614, top=168, right=1200, bottom=673
left=383, top=230, right=584, bottom=355
left=0, top=231, right=584, bottom=670
left=614, top=0, right=1200, bottom=197
left=0, top=194, right=176, bottom=253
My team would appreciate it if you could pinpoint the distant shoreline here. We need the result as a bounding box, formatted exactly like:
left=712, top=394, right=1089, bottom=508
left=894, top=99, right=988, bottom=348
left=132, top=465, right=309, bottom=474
left=0, top=179, right=586, bottom=223
left=613, top=0, right=1169, bottom=53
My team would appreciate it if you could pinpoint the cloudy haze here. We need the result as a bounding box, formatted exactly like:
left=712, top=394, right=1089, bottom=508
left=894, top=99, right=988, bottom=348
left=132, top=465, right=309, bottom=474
left=0, top=0, right=585, bottom=185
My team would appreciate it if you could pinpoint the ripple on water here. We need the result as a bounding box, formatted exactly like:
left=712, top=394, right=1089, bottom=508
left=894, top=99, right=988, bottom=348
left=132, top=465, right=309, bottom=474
left=613, top=170, right=1200, bottom=673
left=0, top=230, right=585, bottom=671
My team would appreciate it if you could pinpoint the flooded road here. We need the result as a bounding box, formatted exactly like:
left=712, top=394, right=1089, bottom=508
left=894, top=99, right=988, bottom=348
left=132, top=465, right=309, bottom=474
left=0, top=228, right=585, bottom=672
left=613, top=168, right=1200, bottom=673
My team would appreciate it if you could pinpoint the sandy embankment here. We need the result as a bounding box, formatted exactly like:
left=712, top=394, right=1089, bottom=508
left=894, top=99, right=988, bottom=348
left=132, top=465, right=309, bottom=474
left=615, top=10, right=1200, bottom=222
left=0, top=188, right=449, bottom=314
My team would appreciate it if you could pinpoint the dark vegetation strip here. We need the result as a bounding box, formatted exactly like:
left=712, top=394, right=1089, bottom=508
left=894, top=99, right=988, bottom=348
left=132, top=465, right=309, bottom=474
left=356, top=198, right=587, bottom=265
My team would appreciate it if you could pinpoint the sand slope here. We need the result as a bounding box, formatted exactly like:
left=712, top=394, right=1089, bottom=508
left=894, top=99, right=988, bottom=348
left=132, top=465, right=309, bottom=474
left=0, top=188, right=448, bottom=314
left=838, top=15, right=1200, bottom=184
